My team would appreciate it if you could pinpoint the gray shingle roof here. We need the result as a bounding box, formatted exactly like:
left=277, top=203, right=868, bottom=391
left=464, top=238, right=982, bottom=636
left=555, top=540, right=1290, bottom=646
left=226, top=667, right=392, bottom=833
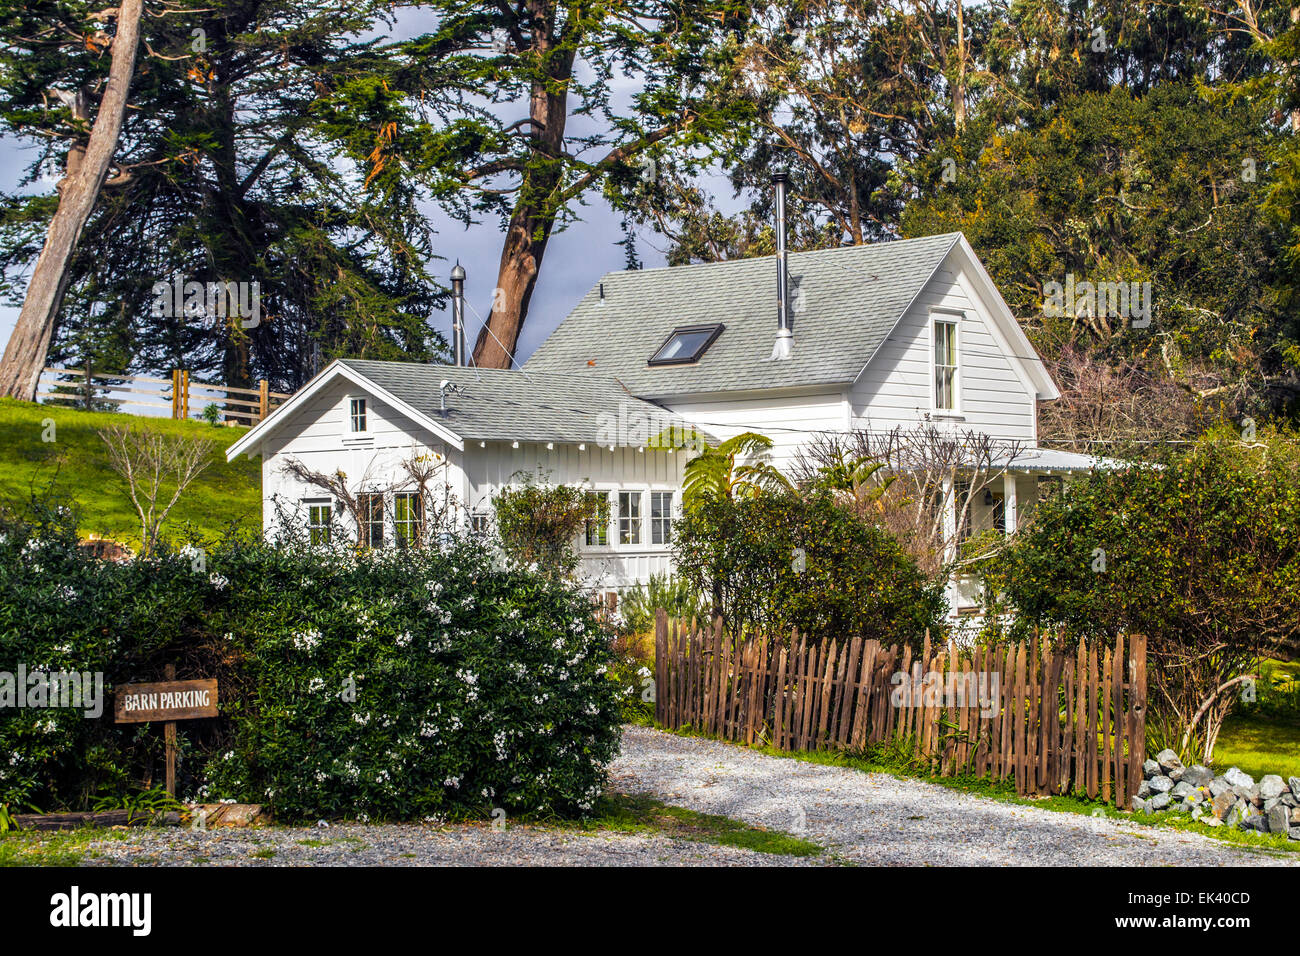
left=523, top=233, right=961, bottom=396
left=339, top=359, right=705, bottom=446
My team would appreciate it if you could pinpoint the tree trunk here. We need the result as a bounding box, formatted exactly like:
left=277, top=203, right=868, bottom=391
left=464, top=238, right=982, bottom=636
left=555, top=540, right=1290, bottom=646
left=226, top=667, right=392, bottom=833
left=472, top=8, right=574, bottom=370
left=213, top=46, right=254, bottom=392
left=0, top=0, right=144, bottom=400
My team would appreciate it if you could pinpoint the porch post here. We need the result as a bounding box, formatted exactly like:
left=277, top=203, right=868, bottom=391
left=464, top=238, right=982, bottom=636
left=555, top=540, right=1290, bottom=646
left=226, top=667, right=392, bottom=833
left=942, top=475, right=956, bottom=562
left=1003, top=472, right=1018, bottom=533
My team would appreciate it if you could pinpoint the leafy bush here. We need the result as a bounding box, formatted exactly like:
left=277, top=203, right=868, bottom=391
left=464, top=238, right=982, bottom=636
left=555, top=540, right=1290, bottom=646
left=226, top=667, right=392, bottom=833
left=980, top=426, right=1300, bottom=761
left=673, top=489, right=945, bottom=646
left=616, top=573, right=706, bottom=636
left=0, top=506, right=621, bottom=819
left=0, top=501, right=216, bottom=811
left=492, top=472, right=607, bottom=580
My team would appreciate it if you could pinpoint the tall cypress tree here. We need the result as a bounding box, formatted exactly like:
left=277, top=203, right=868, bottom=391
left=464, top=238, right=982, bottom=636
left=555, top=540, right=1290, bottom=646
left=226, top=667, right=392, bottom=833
left=0, top=0, right=447, bottom=391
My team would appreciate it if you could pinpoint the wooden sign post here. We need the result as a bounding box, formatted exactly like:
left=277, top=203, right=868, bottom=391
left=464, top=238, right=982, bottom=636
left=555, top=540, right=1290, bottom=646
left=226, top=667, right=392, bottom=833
left=114, top=666, right=219, bottom=797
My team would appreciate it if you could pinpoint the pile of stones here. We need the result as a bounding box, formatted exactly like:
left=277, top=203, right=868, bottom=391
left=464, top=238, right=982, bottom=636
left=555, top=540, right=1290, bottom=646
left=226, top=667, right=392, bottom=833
left=1133, top=748, right=1300, bottom=839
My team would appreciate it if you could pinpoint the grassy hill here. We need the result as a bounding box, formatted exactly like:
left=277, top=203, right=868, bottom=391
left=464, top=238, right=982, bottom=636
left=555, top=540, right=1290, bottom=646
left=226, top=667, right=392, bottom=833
left=0, top=398, right=261, bottom=547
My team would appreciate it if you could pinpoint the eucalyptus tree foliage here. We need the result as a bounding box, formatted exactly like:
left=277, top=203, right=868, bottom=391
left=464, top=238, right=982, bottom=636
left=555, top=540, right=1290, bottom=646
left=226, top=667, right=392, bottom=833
left=632, top=0, right=966, bottom=258
left=649, top=0, right=1277, bottom=262
left=0, top=0, right=447, bottom=391
left=902, top=84, right=1286, bottom=416
left=377, top=0, right=757, bottom=368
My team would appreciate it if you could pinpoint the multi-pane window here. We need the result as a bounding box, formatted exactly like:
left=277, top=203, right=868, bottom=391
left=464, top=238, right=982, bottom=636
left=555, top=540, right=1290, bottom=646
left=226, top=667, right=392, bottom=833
left=584, top=492, right=608, bottom=546
left=394, top=492, right=422, bottom=548
left=350, top=397, right=367, bottom=432
left=470, top=513, right=490, bottom=535
left=358, top=493, right=384, bottom=548
left=618, top=491, right=641, bottom=545
left=650, top=491, right=673, bottom=545
left=933, top=316, right=958, bottom=410
left=306, top=500, right=332, bottom=545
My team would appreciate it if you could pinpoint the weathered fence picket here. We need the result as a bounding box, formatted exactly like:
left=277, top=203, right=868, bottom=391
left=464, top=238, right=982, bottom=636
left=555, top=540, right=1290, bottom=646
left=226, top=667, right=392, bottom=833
left=652, top=611, right=1147, bottom=807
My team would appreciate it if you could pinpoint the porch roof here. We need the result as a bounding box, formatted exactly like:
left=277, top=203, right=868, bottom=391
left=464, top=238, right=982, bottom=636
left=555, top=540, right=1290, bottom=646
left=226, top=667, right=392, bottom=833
left=995, top=447, right=1130, bottom=474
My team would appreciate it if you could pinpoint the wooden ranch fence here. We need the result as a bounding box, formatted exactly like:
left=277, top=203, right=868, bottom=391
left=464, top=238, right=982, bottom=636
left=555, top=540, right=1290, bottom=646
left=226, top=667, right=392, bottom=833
left=653, top=611, right=1147, bottom=806
left=36, top=366, right=290, bottom=424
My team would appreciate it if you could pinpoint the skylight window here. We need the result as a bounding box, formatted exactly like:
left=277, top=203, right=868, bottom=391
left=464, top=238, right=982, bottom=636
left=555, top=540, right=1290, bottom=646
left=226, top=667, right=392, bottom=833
left=648, top=324, right=724, bottom=366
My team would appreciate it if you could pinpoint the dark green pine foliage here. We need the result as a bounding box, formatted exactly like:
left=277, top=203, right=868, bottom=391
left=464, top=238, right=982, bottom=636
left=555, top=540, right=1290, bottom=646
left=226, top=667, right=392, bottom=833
left=0, top=0, right=447, bottom=390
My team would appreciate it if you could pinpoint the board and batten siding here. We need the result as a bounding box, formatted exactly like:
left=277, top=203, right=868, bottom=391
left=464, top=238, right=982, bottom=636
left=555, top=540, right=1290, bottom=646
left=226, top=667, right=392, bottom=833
left=462, top=440, right=685, bottom=588
left=256, top=375, right=681, bottom=589
left=661, top=387, right=849, bottom=474
left=849, top=258, right=1038, bottom=442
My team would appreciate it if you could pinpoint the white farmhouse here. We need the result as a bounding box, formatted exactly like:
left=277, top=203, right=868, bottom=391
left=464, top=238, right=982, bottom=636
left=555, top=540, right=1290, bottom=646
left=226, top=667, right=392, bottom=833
left=228, top=182, right=1112, bottom=621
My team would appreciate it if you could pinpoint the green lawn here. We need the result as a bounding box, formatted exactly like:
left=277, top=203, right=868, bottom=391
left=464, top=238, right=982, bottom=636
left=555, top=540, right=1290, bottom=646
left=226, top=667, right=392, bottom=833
left=1214, top=714, right=1300, bottom=781
left=1212, top=659, right=1300, bottom=781
left=0, top=398, right=262, bottom=547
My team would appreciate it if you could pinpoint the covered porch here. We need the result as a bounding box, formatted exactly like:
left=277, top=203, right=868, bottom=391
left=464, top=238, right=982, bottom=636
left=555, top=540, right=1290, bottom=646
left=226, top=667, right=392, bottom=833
left=942, top=447, right=1126, bottom=625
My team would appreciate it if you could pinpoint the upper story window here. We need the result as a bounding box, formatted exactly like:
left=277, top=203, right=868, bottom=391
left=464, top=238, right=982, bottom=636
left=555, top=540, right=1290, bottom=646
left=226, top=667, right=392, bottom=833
left=649, top=324, right=724, bottom=366
left=349, top=397, right=368, bottom=433
left=933, top=313, right=959, bottom=411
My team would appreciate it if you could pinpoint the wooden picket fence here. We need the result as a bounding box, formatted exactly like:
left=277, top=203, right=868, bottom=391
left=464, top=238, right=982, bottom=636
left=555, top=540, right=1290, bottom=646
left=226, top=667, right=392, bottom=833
left=653, top=611, right=1147, bottom=806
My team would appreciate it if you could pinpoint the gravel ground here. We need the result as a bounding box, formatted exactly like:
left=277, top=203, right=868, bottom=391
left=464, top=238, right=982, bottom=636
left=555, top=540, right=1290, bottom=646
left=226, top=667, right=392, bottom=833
left=610, top=725, right=1300, bottom=867
left=77, top=822, right=816, bottom=867
left=56, top=726, right=1300, bottom=866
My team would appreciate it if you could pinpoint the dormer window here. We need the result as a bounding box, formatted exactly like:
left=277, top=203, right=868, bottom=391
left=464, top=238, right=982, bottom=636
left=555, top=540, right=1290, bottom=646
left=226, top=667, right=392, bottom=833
left=648, top=323, right=724, bottom=366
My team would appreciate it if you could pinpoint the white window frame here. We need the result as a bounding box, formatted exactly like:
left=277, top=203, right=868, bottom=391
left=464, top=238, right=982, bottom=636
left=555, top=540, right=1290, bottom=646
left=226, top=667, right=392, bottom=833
left=393, top=491, right=423, bottom=548
left=357, top=491, right=385, bottom=549
left=617, top=490, right=642, bottom=546
left=583, top=490, right=611, bottom=549
left=578, top=485, right=678, bottom=553
left=304, top=498, right=334, bottom=546
left=650, top=490, right=674, bottom=545
left=345, top=395, right=371, bottom=439
left=931, top=310, right=961, bottom=414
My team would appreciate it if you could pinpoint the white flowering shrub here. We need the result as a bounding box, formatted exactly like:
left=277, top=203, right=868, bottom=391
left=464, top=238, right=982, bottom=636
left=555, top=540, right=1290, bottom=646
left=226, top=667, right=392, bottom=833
left=0, top=504, right=217, bottom=809
left=0, top=505, right=621, bottom=819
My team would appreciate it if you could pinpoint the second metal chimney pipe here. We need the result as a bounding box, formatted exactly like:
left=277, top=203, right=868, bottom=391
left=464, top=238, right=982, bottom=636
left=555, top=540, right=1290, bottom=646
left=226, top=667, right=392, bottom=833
left=450, top=261, right=467, bottom=367
left=770, top=172, right=793, bottom=361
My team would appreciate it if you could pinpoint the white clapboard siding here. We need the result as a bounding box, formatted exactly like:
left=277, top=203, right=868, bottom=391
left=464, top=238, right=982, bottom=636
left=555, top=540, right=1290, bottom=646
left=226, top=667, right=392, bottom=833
left=849, top=262, right=1037, bottom=442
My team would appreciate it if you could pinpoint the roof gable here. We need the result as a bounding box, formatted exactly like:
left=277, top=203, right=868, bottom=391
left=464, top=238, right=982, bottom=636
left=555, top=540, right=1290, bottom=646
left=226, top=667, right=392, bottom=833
left=226, top=359, right=703, bottom=461
left=523, top=233, right=961, bottom=396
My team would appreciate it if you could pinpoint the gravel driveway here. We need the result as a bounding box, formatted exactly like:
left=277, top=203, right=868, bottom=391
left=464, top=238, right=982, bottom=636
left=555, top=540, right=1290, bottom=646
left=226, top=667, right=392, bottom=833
left=49, top=726, right=1299, bottom=866
left=75, top=823, right=813, bottom=867
left=610, top=725, right=1300, bottom=867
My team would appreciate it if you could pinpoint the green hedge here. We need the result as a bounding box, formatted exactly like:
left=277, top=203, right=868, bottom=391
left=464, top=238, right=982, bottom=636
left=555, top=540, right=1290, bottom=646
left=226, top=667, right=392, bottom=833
left=673, top=489, right=946, bottom=646
left=0, top=508, right=621, bottom=820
